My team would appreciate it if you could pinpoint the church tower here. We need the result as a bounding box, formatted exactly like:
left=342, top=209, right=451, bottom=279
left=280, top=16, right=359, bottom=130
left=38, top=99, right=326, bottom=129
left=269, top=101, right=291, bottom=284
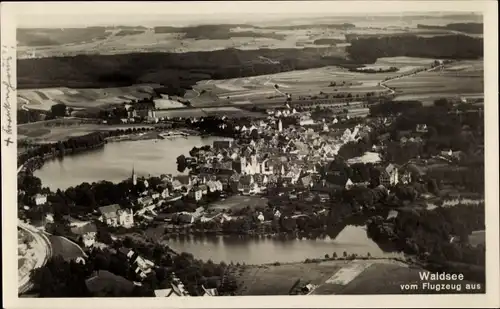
left=278, top=119, right=283, bottom=132
left=132, top=164, right=137, bottom=186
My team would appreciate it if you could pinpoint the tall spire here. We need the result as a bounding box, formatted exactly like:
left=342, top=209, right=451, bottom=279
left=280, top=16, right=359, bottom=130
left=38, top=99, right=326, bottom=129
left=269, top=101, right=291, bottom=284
left=132, top=163, right=137, bottom=186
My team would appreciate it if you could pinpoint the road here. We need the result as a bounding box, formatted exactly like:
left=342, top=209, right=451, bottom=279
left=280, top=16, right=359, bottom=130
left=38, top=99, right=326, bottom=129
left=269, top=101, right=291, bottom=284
left=18, top=221, right=52, bottom=295
left=379, top=62, right=448, bottom=95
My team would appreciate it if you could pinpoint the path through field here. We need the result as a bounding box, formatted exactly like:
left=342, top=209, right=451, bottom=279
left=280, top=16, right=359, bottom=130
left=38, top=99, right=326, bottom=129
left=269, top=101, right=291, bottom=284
left=379, top=62, right=447, bottom=95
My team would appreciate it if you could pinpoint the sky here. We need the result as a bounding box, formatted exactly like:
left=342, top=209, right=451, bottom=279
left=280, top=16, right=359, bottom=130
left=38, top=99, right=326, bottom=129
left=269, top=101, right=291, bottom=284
left=6, top=1, right=485, bottom=28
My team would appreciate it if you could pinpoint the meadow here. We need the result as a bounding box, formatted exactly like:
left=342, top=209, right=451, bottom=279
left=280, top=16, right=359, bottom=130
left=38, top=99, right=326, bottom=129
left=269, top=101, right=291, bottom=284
left=233, top=259, right=436, bottom=295
left=155, top=107, right=265, bottom=119
left=388, top=60, right=484, bottom=104
left=208, top=195, right=269, bottom=212
left=49, top=236, right=86, bottom=262
left=17, top=84, right=159, bottom=111
left=191, top=57, right=439, bottom=105
left=17, top=118, right=155, bottom=142
left=234, top=262, right=342, bottom=295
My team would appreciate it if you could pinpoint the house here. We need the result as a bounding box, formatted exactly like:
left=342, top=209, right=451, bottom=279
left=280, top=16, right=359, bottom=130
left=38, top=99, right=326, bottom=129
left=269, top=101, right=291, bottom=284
left=118, top=209, right=134, bottom=228
left=345, top=178, right=354, bottom=190
left=137, top=196, right=153, bottom=207
left=214, top=180, right=223, bottom=191
left=202, top=285, right=219, bottom=296
left=70, top=223, right=98, bottom=248
left=400, top=163, right=425, bottom=183
left=379, top=164, right=399, bottom=187
left=302, top=283, right=316, bottom=293
left=98, top=204, right=122, bottom=227
left=386, top=210, right=399, bottom=220
left=118, top=247, right=137, bottom=260
left=274, top=209, right=282, bottom=219
left=174, top=175, right=192, bottom=189
left=34, top=194, right=47, bottom=206
left=206, top=180, right=218, bottom=193
left=45, top=213, right=54, bottom=224
left=98, top=204, right=134, bottom=228
left=171, top=180, right=183, bottom=191
left=189, top=187, right=203, bottom=201
left=198, top=184, right=208, bottom=195
left=151, top=193, right=160, bottom=200
left=171, top=274, right=190, bottom=296
left=134, top=255, right=155, bottom=279
left=416, top=124, right=428, bottom=133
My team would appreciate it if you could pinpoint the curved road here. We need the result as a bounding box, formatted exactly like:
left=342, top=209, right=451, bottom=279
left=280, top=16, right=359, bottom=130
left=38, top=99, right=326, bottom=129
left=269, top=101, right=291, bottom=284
left=18, top=221, right=52, bottom=294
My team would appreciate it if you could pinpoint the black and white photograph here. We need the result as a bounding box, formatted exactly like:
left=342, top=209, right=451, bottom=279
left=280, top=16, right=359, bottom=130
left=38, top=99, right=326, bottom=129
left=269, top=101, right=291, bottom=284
left=1, top=1, right=499, bottom=308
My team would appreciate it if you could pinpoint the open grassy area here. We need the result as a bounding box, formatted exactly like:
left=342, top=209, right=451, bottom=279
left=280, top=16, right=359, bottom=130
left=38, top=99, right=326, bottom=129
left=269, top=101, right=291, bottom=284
left=85, top=270, right=135, bottom=295
left=388, top=60, right=483, bottom=104
left=17, top=118, right=156, bottom=142
left=49, top=236, right=85, bottom=261
left=235, top=259, right=484, bottom=295
left=17, top=84, right=159, bottom=111
left=155, top=107, right=265, bottom=119
left=192, top=57, right=437, bottom=106
left=208, top=195, right=269, bottom=212
left=234, top=262, right=342, bottom=295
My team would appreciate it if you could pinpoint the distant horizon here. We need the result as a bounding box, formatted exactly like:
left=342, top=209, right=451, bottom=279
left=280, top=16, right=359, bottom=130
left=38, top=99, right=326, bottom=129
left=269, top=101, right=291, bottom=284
left=16, top=11, right=483, bottom=29
left=9, top=1, right=483, bottom=28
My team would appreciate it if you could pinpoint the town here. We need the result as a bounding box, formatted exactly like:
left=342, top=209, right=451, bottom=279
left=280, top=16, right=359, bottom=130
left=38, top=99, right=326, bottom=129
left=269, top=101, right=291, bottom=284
left=11, top=6, right=489, bottom=300
left=17, top=94, right=485, bottom=297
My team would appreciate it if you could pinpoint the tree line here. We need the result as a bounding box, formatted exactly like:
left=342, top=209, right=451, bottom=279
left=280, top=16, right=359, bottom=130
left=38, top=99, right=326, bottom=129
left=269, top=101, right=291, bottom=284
left=347, top=35, right=483, bottom=63
left=366, top=203, right=485, bottom=282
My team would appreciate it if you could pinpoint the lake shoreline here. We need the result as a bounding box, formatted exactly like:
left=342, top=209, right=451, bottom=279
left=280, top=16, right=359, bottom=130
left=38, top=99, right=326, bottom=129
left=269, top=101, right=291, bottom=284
left=31, top=134, right=226, bottom=189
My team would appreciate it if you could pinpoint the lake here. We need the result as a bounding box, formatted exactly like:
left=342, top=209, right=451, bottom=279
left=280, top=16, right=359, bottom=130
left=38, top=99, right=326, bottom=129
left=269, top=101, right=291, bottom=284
left=35, top=136, right=230, bottom=190
left=161, top=225, right=401, bottom=264
left=34, top=135, right=400, bottom=264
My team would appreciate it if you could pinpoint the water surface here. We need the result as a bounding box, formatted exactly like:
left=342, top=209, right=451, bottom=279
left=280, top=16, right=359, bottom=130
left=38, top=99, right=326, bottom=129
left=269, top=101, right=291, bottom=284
left=35, top=136, right=229, bottom=190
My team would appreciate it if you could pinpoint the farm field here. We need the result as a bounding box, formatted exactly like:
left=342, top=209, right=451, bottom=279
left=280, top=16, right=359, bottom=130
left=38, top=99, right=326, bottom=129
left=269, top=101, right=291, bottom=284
left=155, top=107, right=266, bottom=119
left=17, top=118, right=155, bottom=142
left=17, top=84, right=159, bottom=111
left=388, top=60, right=484, bottom=104
left=17, top=26, right=347, bottom=58
left=191, top=57, right=437, bottom=106
left=17, top=13, right=481, bottom=59
left=234, top=259, right=431, bottom=295
left=233, top=262, right=343, bottom=295
left=236, top=258, right=484, bottom=295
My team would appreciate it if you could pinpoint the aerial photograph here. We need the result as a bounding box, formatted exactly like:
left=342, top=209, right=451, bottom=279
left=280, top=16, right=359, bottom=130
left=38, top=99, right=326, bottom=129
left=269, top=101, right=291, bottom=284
left=15, top=5, right=485, bottom=298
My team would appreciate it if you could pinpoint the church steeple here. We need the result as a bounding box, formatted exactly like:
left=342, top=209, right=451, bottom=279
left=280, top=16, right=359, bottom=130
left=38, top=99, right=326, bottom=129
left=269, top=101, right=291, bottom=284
left=132, top=164, right=137, bottom=186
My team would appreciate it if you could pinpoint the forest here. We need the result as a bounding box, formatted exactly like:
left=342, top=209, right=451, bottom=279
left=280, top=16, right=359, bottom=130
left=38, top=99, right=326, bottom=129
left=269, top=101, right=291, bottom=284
left=18, top=33, right=482, bottom=97
left=346, top=35, right=483, bottom=63
left=17, top=47, right=351, bottom=90
left=366, top=203, right=485, bottom=282
left=417, top=23, right=483, bottom=34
